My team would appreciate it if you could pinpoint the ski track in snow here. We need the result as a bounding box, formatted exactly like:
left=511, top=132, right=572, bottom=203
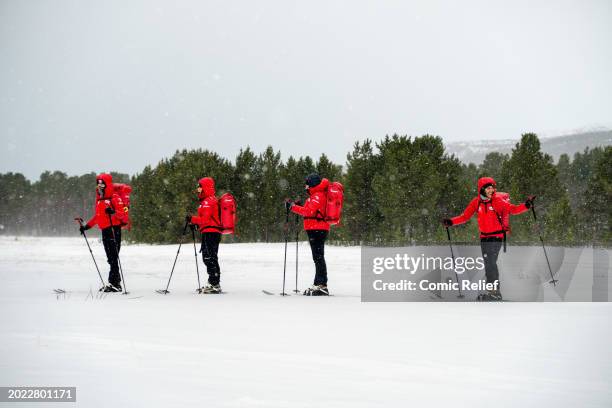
left=0, top=236, right=611, bottom=407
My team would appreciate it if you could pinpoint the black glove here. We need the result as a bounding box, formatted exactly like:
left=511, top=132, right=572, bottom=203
left=79, top=224, right=90, bottom=235
left=105, top=207, right=115, bottom=215
left=285, top=199, right=294, bottom=212
left=442, top=218, right=453, bottom=227
left=185, top=215, right=192, bottom=224
left=524, top=195, right=536, bottom=209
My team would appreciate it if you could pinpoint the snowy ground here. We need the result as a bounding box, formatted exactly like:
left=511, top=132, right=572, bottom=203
left=1, top=236, right=611, bottom=407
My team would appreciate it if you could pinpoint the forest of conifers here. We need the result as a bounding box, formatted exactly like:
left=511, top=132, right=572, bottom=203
left=1, top=133, right=610, bottom=246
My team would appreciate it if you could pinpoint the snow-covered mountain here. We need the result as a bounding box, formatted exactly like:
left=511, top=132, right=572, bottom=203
left=446, top=130, right=612, bottom=165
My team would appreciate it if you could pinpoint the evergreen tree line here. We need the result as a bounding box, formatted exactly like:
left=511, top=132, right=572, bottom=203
left=0, top=171, right=130, bottom=236
left=0, top=134, right=609, bottom=245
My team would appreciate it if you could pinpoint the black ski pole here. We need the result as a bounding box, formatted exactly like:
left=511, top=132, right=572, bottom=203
left=157, top=220, right=190, bottom=295
left=446, top=227, right=464, bottom=298
left=530, top=205, right=558, bottom=286
left=75, top=217, right=106, bottom=290
left=191, top=225, right=202, bottom=293
left=293, top=213, right=300, bottom=293
left=281, top=204, right=289, bottom=296
left=107, top=213, right=128, bottom=294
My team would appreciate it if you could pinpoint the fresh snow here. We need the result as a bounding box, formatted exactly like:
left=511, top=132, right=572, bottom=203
left=1, top=236, right=611, bottom=407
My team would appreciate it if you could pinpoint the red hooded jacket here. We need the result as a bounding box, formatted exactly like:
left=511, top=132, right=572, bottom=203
left=450, top=177, right=528, bottom=239
left=190, top=177, right=222, bottom=233
left=291, top=178, right=331, bottom=231
left=86, top=173, right=129, bottom=230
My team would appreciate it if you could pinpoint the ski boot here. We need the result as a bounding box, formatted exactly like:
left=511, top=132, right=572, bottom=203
left=476, top=293, right=490, bottom=301
left=103, top=283, right=122, bottom=293
left=303, top=285, right=329, bottom=296
left=488, top=290, right=503, bottom=301
left=200, top=284, right=222, bottom=294
left=477, top=290, right=503, bottom=301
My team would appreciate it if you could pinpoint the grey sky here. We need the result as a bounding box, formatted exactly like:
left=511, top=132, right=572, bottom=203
left=1, top=0, right=611, bottom=180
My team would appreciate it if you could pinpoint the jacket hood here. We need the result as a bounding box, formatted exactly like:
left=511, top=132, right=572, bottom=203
left=308, top=178, right=329, bottom=195
left=198, top=177, right=216, bottom=200
left=477, top=177, right=496, bottom=192
left=96, top=173, right=114, bottom=199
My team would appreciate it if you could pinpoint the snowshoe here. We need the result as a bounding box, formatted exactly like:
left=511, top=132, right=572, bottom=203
left=200, top=284, right=222, bottom=294
left=103, top=284, right=122, bottom=293
left=303, top=285, right=329, bottom=296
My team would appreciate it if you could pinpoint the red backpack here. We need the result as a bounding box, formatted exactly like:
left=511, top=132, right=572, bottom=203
left=113, top=183, right=132, bottom=230
left=324, top=181, right=344, bottom=226
left=493, top=191, right=511, bottom=252
left=495, top=192, right=511, bottom=232
left=218, top=193, right=237, bottom=235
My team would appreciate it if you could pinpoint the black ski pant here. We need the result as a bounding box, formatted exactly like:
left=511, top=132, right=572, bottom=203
left=102, top=225, right=122, bottom=286
left=307, top=229, right=328, bottom=286
left=480, top=237, right=503, bottom=287
left=201, top=232, right=221, bottom=285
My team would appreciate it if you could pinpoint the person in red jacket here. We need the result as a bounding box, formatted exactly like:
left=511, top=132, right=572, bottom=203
left=442, top=176, right=535, bottom=301
left=286, top=173, right=331, bottom=296
left=79, top=173, right=129, bottom=292
left=186, top=177, right=223, bottom=294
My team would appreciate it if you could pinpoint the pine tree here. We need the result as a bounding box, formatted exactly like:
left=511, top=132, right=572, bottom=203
left=344, top=140, right=381, bottom=243
left=0, top=173, right=31, bottom=235
left=500, top=133, right=571, bottom=243
left=130, top=149, right=232, bottom=243
left=371, top=134, right=458, bottom=244
left=582, top=146, right=611, bottom=243
left=232, top=148, right=259, bottom=242
left=316, top=153, right=343, bottom=182
left=479, top=152, right=509, bottom=183
left=255, top=146, right=283, bottom=242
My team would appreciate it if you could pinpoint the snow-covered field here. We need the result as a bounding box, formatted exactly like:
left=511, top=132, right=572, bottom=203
left=1, top=236, right=611, bottom=407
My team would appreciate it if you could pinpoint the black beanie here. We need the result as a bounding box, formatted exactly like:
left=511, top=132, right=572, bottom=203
left=305, top=173, right=322, bottom=188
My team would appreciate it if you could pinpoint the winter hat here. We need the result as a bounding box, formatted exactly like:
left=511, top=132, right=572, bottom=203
left=305, top=173, right=322, bottom=188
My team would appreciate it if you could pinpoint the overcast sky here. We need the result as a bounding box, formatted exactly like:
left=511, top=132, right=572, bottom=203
left=1, top=0, right=611, bottom=180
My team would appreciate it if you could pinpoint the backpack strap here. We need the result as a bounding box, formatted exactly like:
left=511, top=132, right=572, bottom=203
left=200, top=225, right=223, bottom=231
left=492, top=207, right=507, bottom=253
left=480, top=199, right=507, bottom=252
left=304, top=190, right=327, bottom=221
left=304, top=208, right=325, bottom=221
left=201, top=197, right=222, bottom=227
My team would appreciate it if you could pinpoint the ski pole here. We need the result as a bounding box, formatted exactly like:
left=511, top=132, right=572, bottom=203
left=74, top=217, right=106, bottom=289
left=191, top=225, right=202, bottom=293
left=530, top=205, right=558, bottom=286
left=107, top=213, right=128, bottom=294
left=446, top=227, right=464, bottom=298
left=281, top=204, right=290, bottom=296
left=293, top=213, right=300, bottom=293
left=157, top=220, right=190, bottom=294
